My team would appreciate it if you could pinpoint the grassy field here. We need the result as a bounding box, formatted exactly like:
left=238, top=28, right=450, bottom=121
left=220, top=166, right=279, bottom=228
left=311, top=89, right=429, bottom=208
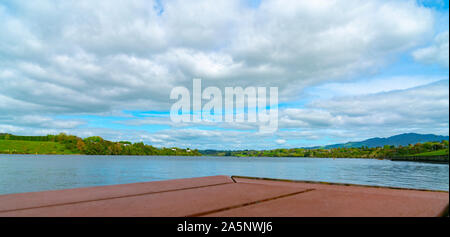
left=407, top=149, right=449, bottom=157
left=0, top=140, right=76, bottom=155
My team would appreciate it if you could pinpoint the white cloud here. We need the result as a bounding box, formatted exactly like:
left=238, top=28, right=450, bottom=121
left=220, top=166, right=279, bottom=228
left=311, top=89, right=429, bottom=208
left=0, top=115, right=85, bottom=129
left=281, top=80, right=449, bottom=134
left=0, top=0, right=436, bottom=116
left=308, top=75, right=445, bottom=99
left=0, top=0, right=447, bottom=149
left=413, top=31, right=449, bottom=67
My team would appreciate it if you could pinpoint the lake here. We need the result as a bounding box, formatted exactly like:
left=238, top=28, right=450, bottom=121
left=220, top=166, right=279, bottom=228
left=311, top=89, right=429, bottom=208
left=0, top=154, right=448, bottom=195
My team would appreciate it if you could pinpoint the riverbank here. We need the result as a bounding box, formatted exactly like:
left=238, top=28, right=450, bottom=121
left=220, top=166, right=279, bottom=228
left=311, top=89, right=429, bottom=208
left=0, top=134, right=201, bottom=156
left=391, top=155, right=449, bottom=164
left=1, top=133, right=448, bottom=159
left=0, top=140, right=77, bottom=155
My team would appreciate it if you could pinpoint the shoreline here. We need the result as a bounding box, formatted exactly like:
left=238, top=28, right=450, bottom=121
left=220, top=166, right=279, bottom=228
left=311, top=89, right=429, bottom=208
left=391, top=155, right=449, bottom=164
left=1, top=153, right=449, bottom=164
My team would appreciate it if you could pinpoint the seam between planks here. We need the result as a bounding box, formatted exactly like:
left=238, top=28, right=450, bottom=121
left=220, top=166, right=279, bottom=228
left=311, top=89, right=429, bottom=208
left=188, top=188, right=315, bottom=217
left=0, top=181, right=234, bottom=214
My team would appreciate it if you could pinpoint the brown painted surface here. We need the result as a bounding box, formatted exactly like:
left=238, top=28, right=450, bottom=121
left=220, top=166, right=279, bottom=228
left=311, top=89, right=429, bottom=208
left=0, top=175, right=233, bottom=213
left=0, top=175, right=447, bottom=217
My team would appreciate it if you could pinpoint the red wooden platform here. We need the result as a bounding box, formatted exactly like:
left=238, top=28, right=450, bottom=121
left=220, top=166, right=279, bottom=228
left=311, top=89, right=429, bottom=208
left=0, top=175, right=447, bottom=217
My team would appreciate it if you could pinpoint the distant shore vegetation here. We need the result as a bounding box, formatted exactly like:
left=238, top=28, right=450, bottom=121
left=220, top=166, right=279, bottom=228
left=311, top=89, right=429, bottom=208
left=0, top=133, right=201, bottom=156
left=204, top=141, right=449, bottom=159
left=0, top=133, right=448, bottom=159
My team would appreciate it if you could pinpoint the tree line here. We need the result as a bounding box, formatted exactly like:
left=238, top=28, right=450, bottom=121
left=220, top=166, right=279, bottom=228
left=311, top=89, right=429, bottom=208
left=1, top=133, right=448, bottom=158
left=212, top=141, right=449, bottom=158
left=0, top=133, right=201, bottom=156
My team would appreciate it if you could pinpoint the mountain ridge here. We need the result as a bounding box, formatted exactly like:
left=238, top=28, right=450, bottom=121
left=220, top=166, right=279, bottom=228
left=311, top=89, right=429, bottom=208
left=312, top=133, right=449, bottom=149
left=199, top=133, right=449, bottom=153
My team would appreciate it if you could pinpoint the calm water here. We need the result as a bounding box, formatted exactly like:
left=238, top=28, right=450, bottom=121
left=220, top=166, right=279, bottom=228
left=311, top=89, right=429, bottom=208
left=0, top=154, right=448, bottom=194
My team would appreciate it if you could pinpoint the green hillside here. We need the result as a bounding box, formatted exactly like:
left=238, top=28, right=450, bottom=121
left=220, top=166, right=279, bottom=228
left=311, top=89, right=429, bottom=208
left=407, top=149, right=448, bottom=157
left=203, top=140, right=449, bottom=159
left=0, top=140, right=77, bottom=154
left=0, top=133, right=201, bottom=156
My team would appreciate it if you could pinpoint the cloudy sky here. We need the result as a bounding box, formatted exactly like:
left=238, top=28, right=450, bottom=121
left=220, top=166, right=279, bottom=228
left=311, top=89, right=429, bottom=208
left=0, top=0, right=448, bottom=150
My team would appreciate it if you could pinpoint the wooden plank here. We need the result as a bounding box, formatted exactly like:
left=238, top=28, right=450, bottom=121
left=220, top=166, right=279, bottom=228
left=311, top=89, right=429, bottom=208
left=223, top=176, right=448, bottom=217
left=0, top=175, right=233, bottom=213
left=232, top=176, right=449, bottom=199
left=0, top=175, right=447, bottom=217
left=0, top=182, right=308, bottom=217
left=204, top=188, right=448, bottom=217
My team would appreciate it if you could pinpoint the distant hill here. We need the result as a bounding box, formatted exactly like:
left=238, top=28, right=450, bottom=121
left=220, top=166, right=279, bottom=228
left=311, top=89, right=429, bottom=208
left=316, top=133, right=449, bottom=149
left=198, top=133, right=450, bottom=154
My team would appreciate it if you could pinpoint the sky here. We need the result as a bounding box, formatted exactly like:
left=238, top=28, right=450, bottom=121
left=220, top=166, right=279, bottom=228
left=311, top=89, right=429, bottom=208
left=0, top=0, right=448, bottom=150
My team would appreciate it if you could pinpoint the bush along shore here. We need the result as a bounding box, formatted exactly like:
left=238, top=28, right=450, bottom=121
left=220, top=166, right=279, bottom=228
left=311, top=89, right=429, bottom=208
left=0, top=133, right=448, bottom=159
left=0, top=133, right=201, bottom=156
left=205, top=141, right=449, bottom=160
